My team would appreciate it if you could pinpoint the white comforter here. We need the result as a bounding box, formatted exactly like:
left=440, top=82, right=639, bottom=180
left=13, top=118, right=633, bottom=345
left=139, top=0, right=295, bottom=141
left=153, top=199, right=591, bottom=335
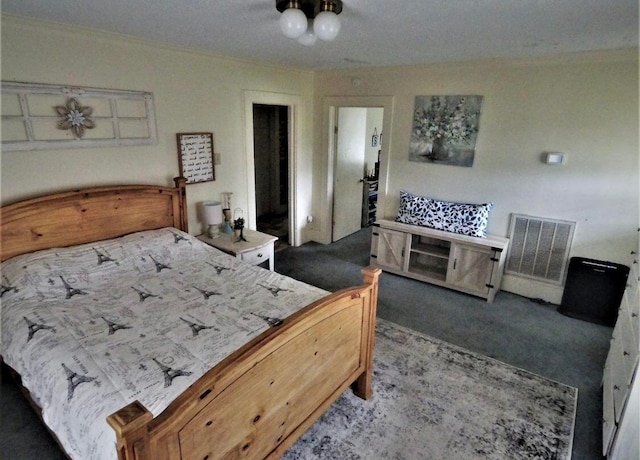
left=0, top=228, right=327, bottom=459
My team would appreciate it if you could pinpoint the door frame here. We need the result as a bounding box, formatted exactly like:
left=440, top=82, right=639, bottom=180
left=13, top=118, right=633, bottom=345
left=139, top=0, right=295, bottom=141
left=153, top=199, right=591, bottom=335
left=320, top=96, right=394, bottom=244
left=244, top=91, right=300, bottom=246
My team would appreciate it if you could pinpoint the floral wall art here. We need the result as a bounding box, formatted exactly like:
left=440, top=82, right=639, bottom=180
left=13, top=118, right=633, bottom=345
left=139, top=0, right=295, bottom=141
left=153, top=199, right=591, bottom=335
left=408, top=95, right=483, bottom=167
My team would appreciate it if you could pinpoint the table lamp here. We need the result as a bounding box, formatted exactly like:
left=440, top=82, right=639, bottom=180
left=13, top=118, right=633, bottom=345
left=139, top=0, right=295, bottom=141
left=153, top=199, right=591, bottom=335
left=203, top=201, right=223, bottom=238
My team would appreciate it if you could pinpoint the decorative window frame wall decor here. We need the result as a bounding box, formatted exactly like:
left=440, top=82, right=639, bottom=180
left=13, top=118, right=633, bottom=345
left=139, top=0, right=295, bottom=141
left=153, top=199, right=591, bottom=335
left=1, top=82, right=157, bottom=151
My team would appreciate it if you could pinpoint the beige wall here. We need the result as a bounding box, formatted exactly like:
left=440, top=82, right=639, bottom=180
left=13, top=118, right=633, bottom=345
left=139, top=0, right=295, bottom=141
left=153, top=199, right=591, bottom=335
left=312, top=51, right=639, bottom=301
left=3, top=15, right=638, bottom=302
left=1, top=16, right=315, bottom=239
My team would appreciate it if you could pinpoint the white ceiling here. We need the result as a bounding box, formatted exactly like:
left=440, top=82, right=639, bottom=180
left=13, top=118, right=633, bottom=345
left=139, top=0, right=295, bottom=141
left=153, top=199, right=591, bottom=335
left=3, top=0, right=638, bottom=70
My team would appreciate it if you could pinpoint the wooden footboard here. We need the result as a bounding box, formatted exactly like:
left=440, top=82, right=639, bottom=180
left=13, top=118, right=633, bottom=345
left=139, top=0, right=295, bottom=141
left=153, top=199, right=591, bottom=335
left=107, top=266, right=381, bottom=460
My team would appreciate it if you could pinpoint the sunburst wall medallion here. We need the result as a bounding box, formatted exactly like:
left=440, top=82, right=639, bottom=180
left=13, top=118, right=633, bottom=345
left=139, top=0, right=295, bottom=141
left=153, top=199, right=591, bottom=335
left=54, top=97, right=96, bottom=138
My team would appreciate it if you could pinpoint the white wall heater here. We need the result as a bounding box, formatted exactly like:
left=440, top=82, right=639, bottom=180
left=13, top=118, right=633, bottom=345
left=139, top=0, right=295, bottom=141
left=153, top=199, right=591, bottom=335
left=505, top=214, right=576, bottom=285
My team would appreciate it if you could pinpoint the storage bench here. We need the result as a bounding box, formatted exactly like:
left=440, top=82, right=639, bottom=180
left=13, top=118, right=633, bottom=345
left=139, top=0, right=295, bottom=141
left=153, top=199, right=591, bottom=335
left=370, top=219, right=509, bottom=302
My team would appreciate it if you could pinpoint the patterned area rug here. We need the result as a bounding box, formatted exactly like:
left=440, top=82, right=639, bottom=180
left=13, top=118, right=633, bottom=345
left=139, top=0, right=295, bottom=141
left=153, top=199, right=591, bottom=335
left=283, top=319, right=577, bottom=460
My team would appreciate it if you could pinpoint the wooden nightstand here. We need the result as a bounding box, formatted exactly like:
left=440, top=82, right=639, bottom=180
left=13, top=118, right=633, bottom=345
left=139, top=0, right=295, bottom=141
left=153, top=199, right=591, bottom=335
left=197, top=229, right=278, bottom=271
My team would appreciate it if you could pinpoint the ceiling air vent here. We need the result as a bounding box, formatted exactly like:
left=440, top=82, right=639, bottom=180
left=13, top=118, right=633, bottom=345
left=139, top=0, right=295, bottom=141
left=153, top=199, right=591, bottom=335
left=505, top=214, right=576, bottom=285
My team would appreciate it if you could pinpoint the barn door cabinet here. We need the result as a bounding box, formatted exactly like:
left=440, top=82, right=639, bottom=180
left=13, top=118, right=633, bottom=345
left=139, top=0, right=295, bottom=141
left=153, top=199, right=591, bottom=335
left=370, top=219, right=509, bottom=302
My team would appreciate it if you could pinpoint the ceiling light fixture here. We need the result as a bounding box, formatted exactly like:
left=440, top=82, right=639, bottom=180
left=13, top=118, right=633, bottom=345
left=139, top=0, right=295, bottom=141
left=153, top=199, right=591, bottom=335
left=276, top=0, right=343, bottom=45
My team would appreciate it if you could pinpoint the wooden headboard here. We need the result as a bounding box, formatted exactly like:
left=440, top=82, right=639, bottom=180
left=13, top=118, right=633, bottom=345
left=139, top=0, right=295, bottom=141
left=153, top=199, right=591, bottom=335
left=1, top=177, right=187, bottom=262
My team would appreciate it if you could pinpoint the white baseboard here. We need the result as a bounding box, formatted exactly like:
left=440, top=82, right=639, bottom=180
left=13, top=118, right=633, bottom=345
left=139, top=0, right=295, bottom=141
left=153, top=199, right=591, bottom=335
left=501, top=274, right=564, bottom=304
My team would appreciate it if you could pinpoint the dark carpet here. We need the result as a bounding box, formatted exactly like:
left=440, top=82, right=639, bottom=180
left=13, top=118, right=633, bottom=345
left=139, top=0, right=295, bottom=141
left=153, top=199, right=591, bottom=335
left=0, top=227, right=611, bottom=459
left=275, top=227, right=611, bottom=460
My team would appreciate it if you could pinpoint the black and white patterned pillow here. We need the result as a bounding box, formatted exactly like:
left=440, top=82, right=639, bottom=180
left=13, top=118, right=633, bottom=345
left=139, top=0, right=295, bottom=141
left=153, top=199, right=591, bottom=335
left=396, top=190, right=493, bottom=237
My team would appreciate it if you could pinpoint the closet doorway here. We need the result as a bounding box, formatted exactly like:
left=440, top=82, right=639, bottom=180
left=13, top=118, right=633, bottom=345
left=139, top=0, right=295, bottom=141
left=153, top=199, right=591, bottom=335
left=253, top=104, right=290, bottom=248
left=244, top=91, right=299, bottom=248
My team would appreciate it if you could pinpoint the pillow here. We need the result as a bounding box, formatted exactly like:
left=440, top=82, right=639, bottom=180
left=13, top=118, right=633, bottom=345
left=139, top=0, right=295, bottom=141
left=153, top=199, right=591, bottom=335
left=396, top=190, right=493, bottom=237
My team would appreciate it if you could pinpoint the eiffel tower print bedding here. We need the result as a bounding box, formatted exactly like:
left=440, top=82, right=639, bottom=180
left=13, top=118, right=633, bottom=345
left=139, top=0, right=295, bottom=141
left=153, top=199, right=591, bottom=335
left=1, top=228, right=328, bottom=459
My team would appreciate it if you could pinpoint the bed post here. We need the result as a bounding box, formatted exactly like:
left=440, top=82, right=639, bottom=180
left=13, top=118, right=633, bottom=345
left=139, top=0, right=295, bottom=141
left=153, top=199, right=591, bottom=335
left=107, top=401, right=153, bottom=460
left=173, top=176, right=188, bottom=232
left=353, top=266, right=381, bottom=400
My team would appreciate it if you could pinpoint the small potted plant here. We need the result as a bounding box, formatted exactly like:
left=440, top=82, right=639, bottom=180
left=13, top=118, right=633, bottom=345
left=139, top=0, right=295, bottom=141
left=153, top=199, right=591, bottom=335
left=233, top=217, right=246, bottom=241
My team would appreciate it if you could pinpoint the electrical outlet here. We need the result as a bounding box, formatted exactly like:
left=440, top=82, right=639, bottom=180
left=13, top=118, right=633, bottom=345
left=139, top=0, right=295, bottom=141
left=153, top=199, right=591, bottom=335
left=306, top=215, right=313, bottom=224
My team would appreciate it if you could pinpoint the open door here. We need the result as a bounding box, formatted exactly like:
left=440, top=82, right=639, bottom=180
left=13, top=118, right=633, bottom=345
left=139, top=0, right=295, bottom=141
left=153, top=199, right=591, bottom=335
left=321, top=96, right=392, bottom=246
left=333, top=107, right=384, bottom=242
left=333, top=107, right=367, bottom=241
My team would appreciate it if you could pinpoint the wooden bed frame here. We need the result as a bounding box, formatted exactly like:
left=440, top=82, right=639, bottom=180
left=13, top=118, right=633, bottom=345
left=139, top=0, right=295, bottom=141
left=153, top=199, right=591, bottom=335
left=0, top=177, right=381, bottom=460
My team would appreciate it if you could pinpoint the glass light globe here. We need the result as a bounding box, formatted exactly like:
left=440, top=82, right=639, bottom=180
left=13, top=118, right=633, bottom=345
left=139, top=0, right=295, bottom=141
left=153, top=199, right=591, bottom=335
left=313, top=11, right=340, bottom=41
left=297, top=23, right=317, bottom=46
left=280, top=8, right=307, bottom=39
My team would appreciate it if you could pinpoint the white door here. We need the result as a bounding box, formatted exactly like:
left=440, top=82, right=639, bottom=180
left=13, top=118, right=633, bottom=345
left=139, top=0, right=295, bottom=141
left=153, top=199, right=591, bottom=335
left=333, top=107, right=367, bottom=241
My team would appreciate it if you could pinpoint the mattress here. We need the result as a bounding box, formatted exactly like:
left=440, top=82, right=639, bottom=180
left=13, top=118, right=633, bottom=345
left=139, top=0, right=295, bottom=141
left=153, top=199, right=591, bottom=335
left=0, top=228, right=327, bottom=459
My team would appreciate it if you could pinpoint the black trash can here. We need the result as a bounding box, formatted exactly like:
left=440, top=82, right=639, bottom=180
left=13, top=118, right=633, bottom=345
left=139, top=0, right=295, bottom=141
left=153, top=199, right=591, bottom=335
left=558, top=257, right=629, bottom=327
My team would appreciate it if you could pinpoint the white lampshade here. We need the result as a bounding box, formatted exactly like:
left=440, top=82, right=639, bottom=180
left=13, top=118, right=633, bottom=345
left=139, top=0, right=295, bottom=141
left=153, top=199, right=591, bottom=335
left=297, top=22, right=318, bottom=46
left=203, top=201, right=223, bottom=225
left=280, top=8, right=307, bottom=39
left=203, top=201, right=223, bottom=238
left=313, top=10, right=340, bottom=41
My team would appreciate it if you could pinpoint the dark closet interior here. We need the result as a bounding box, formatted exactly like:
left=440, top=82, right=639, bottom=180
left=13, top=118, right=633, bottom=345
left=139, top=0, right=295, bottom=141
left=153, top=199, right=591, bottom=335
left=253, top=104, right=289, bottom=249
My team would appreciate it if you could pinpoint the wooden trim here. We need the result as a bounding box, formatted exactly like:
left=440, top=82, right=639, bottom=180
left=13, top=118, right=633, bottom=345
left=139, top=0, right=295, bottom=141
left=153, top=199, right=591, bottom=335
left=0, top=178, right=187, bottom=262
left=354, top=266, right=381, bottom=399
left=173, top=176, right=188, bottom=231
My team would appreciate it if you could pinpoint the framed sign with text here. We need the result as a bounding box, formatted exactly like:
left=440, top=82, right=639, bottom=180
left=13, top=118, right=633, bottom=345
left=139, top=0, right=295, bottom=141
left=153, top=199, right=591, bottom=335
left=177, top=132, right=215, bottom=184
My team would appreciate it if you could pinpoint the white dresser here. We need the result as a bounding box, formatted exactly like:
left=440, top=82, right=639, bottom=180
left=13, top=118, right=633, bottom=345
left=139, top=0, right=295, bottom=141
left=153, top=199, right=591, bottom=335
left=602, top=232, right=639, bottom=459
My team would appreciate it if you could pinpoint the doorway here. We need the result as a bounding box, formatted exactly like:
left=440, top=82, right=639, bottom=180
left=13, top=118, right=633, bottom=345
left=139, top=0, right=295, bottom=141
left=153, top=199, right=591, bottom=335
left=332, top=106, right=384, bottom=242
left=253, top=104, right=290, bottom=248
left=244, top=90, right=299, bottom=248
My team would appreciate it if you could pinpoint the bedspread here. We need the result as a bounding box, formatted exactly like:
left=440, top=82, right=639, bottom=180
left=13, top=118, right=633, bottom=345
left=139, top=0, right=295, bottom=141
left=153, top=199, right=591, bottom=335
left=0, top=228, right=328, bottom=459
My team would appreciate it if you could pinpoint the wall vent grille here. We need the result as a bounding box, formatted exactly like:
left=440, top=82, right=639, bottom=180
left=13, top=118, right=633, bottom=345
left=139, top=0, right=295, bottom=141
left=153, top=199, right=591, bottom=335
left=505, top=214, right=576, bottom=285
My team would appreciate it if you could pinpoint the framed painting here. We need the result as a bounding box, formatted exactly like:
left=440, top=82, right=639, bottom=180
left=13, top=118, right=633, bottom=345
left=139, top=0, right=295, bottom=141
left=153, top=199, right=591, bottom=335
left=408, top=95, right=483, bottom=167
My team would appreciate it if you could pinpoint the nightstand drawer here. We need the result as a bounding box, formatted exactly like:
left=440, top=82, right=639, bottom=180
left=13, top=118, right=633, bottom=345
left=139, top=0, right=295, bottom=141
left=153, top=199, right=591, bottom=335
left=241, top=246, right=269, bottom=266
left=197, top=229, right=277, bottom=271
